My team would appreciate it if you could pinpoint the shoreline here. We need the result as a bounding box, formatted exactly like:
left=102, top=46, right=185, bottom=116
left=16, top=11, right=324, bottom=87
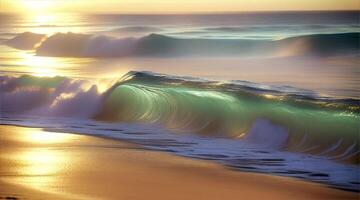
left=0, top=125, right=358, bottom=200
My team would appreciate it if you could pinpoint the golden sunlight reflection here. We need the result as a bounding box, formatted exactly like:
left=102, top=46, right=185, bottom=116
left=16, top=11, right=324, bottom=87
left=20, top=149, right=64, bottom=175
left=33, top=14, right=57, bottom=24
left=2, top=129, right=76, bottom=192
left=23, top=13, right=84, bottom=35
left=17, top=53, right=60, bottom=77
left=0, top=126, right=92, bottom=200
left=11, top=148, right=69, bottom=191
left=23, top=129, right=76, bottom=144
left=9, top=50, right=92, bottom=77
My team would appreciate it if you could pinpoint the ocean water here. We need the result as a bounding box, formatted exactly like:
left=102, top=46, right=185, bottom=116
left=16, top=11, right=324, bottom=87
left=0, top=11, right=359, bottom=191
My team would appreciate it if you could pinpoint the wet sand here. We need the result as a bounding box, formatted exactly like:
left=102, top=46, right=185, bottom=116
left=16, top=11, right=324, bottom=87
left=0, top=125, right=357, bottom=200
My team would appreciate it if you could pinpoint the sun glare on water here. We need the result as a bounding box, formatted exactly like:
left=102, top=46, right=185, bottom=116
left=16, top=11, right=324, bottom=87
left=33, top=14, right=57, bottom=24
left=7, top=49, right=93, bottom=78
left=15, top=52, right=62, bottom=77
left=23, top=129, right=76, bottom=143
left=4, top=2, right=90, bottom=78
left=0, top=128, right=76, bottom=194
left=22, top=13, right=84, bottom=35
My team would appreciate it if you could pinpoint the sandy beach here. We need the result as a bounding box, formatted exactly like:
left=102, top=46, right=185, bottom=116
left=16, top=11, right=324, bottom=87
left=0, top=125, right=357, bottom=200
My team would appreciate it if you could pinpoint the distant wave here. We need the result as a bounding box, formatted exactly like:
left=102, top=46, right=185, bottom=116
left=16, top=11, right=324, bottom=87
left=279, top=32, right=360, bottom=56
left=204, top=24, right=360, bottom=33
left=112, top=26, right=163, bottom=32
left=36, top=32, right=139, bottom=57
left=34, top=32, right=271, bottom=57
left=4, top=32, right=45, bottom=50
left=1, top=72, right=359, bottom=163
left=4, top=32, right=359, bottom=57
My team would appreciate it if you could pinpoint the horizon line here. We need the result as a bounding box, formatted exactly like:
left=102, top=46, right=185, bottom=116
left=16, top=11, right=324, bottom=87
left=1, top=9, right=359, bottom=15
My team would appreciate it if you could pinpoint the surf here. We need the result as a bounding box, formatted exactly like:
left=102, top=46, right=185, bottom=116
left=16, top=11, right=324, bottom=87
left=1, top=71, right=359, bottom=163
left=3, top=32, right=359, bottom=57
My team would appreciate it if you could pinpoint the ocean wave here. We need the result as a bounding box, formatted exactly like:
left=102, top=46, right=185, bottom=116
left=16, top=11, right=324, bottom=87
left=33, top=32, right=270, bottom=57
left=4, top=31, right=359, bottom=57
left=204, top=24, right=360, bottom=33
left=1, top=72, right=359, bottom=162
left=4, top=32, right=45, bottom=50
left=0, top=75, right=101, bottom=117
left=112, top=26, right=163, bottom=32
left=278, top=32, right=360, bottom=56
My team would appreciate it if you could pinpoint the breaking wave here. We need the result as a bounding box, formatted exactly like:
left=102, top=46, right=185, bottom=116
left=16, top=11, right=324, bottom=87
left=1, top=72, right=359, bottom=163
left=112, top=26, right=164, bottom=33
left=3, top=31, right=359, bottom=57
left=4, top=32, right=45, bottom=50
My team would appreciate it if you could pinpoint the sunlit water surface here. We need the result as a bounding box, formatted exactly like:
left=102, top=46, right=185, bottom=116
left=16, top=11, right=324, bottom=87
left=0, top=12, right=359, bottom=98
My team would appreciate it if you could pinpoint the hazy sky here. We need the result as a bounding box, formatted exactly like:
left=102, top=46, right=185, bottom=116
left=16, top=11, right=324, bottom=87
left=2, top=0, right=360, bottom=14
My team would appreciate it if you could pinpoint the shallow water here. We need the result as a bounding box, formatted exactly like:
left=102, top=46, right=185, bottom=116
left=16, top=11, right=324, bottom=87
left=1, top=114, right=359, bottom=191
